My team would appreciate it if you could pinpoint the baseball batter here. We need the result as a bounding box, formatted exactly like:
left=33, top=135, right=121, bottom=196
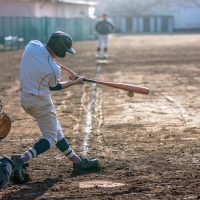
left=95, top=14, right=114, bottom=59
left=11, top=31, right=99, bottom=183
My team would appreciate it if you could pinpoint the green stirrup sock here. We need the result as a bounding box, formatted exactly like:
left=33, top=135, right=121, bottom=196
left=56, top=138, right=70, bottom=152
left=33, top=138, right=51, bottom=156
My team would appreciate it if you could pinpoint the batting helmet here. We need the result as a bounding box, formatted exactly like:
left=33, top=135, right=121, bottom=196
left=47, top=31, right=76, bottom=58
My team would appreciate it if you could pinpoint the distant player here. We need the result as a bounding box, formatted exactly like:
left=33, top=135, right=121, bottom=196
left=11, top=31, right=100, bottom=183
left=95, top=14, right=114, bottom=59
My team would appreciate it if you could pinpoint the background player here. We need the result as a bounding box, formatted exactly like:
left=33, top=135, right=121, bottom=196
left=95, top=13, right=114, bottom=59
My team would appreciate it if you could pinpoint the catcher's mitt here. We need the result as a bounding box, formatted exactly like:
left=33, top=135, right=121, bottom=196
left=0, top=112, right=11, bottom=140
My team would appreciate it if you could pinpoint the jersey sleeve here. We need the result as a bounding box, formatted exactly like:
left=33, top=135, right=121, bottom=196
left=95, top=21, right=101, bottom=33
left=48, top=62, right=61, bottom=87
left=48, top=73, right=58, bottom=87
left=109, top=21, right=114, bottom=30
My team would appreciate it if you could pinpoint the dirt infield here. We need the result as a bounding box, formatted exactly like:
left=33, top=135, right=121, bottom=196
left=0, top=34, right=200, bottom=199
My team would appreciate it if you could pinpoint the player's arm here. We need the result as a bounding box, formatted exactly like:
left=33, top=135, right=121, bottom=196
left=49, top=76, right=84, bottom=91
left=95, top=22, right=101, bottom=33
left=56, top=62, right=79, bottom=80
left=108, top=21, right=114, bottom=31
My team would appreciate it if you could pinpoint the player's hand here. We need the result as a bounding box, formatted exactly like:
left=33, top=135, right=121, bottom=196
left=69, top=72, right=79, bottom=80
left=75, top=76, right=85, bottom=84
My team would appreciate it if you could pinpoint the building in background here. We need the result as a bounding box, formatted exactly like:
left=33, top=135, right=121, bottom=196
left=0, top=0, right=98, bottom=51
left=96, top=0, right=200, bottom=33
left=0, top=0, right=97, bottom=18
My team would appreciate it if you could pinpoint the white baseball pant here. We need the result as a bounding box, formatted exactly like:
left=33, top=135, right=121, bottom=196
left=20, top=91, right=64, bottom=146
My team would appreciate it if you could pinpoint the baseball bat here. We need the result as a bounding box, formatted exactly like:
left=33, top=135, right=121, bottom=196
left=83, top=78, right=149, bottom=95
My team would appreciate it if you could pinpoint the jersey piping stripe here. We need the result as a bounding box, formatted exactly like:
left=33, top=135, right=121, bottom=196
left=38, top=72, right=53, bottom=95
left=47, top=56, right=57, bottom=86
left=37, top=56, right=57, bottom=95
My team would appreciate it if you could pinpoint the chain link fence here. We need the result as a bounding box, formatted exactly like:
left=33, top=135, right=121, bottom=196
left=0, top=17, right=97, bottom=51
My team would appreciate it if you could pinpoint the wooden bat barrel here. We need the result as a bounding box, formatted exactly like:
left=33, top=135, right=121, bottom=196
left=84, top=79, right=149, bottom=95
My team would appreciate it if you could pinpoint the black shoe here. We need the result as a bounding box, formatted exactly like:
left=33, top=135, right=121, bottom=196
left=11, top=154, right=28, bottom=184
left=72, top=157, right=101, bottom=175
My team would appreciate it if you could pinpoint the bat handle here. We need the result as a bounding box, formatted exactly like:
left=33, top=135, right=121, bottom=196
left=83, top=78, right=96, bottom=83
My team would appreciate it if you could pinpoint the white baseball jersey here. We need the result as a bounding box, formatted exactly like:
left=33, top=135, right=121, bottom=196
left=19, top=40, right=61, bottom=96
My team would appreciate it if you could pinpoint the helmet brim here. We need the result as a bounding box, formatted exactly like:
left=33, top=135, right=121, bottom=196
left=67, top=47, right=76, bottom=54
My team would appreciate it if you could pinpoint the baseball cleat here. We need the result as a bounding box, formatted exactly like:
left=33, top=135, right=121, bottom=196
left=72, top=157, right=101, bottom=175
left=11, top=154, right=28, bottom=184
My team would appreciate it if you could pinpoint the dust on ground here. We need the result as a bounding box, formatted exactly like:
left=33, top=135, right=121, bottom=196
left=0, top=34, right=200, bottom=199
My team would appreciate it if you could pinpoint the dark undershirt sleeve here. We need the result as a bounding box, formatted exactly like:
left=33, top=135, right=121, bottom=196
left=49, top=83, right=63, bottom=91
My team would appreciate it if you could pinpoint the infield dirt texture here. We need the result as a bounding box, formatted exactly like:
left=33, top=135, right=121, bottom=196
left=0, top=34, right=200, bottom=199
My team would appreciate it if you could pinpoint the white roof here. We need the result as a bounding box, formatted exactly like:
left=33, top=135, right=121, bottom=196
left=57, top=0, right=97, bottom=6
left=19, top=0, right=97, bottom=6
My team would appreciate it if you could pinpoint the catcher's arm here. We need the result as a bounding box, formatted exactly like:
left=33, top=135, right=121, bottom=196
left=0, top=112, right=11, bottom=140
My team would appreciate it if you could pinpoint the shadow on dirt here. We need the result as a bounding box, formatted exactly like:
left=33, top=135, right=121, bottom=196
left=1, top=177, right=61, bottom=200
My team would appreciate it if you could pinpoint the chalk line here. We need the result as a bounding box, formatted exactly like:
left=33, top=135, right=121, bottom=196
left=82, top=66, right=101, bottom=156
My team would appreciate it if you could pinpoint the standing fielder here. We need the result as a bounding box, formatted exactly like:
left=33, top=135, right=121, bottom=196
left=11, top=31, right=99, bottom=183
left=95, top=14, right=114, bottom=59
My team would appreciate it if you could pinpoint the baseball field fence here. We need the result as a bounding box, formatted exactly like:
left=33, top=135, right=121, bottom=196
left=112, top=16, right=174, bottom=34
left=0, top=16, right=97, bottom=51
